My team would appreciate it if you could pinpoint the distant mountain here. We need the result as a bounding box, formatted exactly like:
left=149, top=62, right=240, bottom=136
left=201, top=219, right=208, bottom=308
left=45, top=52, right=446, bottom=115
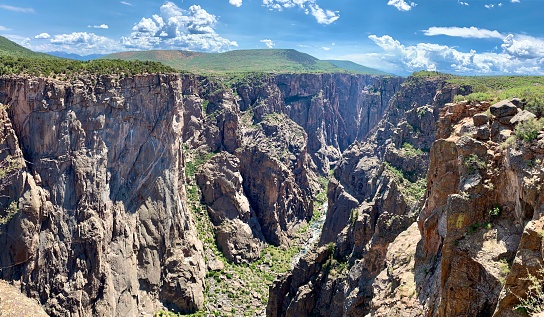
left=46, top=52, right=104, bottom=61
left=325, top=60, right=390, bottom=75
left=0, top=36, right=55, bottom=59
left=102, top=49, right=389, bottom=75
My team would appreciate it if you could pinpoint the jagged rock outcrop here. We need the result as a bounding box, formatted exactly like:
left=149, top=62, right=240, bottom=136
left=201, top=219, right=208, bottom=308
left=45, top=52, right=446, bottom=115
left=0, top=74, right=205, bottom=316
left=267, top=75, right=464, bottom=317
left=417, top=98, right=544, bottom=317
left=194, top=74, right=404, bottom=258
left=196, top=152, right=264, bottom=264
left=235, top=74, right=403, bottom=174
left=0, top=71, right=407, bottom=316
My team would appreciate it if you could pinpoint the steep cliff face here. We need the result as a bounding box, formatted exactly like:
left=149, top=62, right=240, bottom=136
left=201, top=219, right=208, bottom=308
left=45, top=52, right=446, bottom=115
left=417, top=99, right=544, bottom=317
left=267, top=75, right=466, bottom=317
left=235, top=74, right=402, bottom=173
left=0, top=74, right=206, bottom=316
left=194, top=74, right=403, bottom=259
left=0, top=72, right=404, bottom=316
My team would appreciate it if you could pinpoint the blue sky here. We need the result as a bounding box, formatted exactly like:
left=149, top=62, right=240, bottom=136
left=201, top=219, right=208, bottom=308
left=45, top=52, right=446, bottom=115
left=1, top=0, right=543, bottom=75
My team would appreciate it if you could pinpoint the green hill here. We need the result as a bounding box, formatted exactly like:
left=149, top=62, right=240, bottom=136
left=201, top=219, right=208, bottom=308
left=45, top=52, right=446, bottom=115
left=0, top=36, right=54, bottom=59
left=101, top=49, right=387, bottom=75
left=325, top=60, right=390, bottom=75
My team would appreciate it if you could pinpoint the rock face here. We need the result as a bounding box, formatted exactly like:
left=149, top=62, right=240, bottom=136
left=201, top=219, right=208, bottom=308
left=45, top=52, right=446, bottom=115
left=0, top=75, right=205, bottom=316
left=0, top=72, right=404, bottom=316
left=267, top=75, right=464, bottom=317
left=417, top=98, right=544, bottom=317
left=194, top=74, right=404, bottom=257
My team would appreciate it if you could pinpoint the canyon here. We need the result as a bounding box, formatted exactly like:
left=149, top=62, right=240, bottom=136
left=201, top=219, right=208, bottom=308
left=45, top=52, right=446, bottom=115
left=0, top=71, right=543, bottom=317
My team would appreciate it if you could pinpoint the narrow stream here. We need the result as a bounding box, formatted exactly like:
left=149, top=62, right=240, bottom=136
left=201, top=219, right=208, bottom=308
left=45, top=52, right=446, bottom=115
left=291, top=202, right=328, bottom=267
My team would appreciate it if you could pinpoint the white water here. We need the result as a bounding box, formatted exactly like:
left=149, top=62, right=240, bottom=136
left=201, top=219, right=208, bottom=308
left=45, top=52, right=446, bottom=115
left=291, top=202, right=328, bottom=267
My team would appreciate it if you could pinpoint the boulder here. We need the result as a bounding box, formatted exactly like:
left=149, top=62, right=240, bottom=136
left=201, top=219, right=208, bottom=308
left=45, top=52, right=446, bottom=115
left=473, top=113, right=489, bottom=126
left=510, top=110, right=536, bottom=125
left=490, top=100, right=519, bottom=118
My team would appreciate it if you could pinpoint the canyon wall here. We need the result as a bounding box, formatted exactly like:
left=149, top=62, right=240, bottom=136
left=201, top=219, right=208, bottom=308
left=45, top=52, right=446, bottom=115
left=0, top=72, right=402, bottom=316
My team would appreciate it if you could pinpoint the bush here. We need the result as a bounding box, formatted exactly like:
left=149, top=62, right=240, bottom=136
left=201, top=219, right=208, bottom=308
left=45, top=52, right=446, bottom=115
left=515, top=118, right=544, bottom=142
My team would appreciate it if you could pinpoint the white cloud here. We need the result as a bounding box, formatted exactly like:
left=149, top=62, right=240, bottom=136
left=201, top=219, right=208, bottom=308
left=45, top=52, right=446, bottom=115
left=423, top=26, right=503, bottom=39
left=458, top=1, right=469, bottom=5
left=308, top=3, right=339, bottom=24
left=121, top=2, right=237, bottom=52
left=0, top=4, right=34, bottom=13
left=88, top=24, right=109, bottom=29
left=262, top=0, right=339, bottom=24
left=322, top=46, right=330, bottom=51
left=260, top=39, right=275, bottom=48
left=368, top=34, right=544, bottom=75
left=511, top=0, right=520, bottom=2
left=120, top=1, right=132, bottom=6
left=34, top=33, right=51, bottom=39
left=29, top=32, right=123, bottom=55
left=498, top=3, right=503, bottom=6
left=387, top=0, right=417, bottom=11
left=485, top=4, right=494, bottom=8
left=502, top=34, right=544, bottom=59
left=0, top=26, right=11, bottom=31
left=229, top=0, right=243, bottom=7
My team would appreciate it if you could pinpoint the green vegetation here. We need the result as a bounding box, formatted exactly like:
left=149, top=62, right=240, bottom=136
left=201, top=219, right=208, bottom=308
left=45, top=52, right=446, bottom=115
left=0, top=55, right=176, bottom=77
left=489, top=205, right=501, bottom=217
left=464, top=154, right=487, bottom=175
left=0, top=35, right=176, bottom=77
left=383, top=162, right=426, bottom=203
left=102, top=49, right=386, bottom=75
left=324, top=60, right=390, bottom=75
left=449, top=76, right=544, bottom=116
left=179, top=148, right=330, bottom=317
left=514, top=117, right=544, bottom=142
left=0, top=35, right=53, bottom=59
left=514, top=269, right=544, bottom=315
left=498, top=259, right=511, bottom=286
left=466, top=222, right=492, bottom=234
left=401, top=142, right=425, bottom=157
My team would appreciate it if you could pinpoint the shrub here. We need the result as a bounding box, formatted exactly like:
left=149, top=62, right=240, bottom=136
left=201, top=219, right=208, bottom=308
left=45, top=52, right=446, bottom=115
left=515, top=118, right=544, bottom=142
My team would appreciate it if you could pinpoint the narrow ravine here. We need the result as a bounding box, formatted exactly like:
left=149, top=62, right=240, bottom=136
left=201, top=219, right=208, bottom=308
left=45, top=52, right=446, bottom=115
left=291, top=202, right=328, bottom=267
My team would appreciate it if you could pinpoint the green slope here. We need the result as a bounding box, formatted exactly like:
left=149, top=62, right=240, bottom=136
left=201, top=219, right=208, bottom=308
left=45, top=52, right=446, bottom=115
left=102, top=49, right=387, bottom=75
left=0, top=36, right=54, bottom=58
left=325, top=60, right=390, bottom=75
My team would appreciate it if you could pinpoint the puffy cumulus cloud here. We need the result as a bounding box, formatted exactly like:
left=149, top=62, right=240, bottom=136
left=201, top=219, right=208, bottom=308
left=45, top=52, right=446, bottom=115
left=423, top=26, right=503, bottom=39
left=485, top=4, right=494, bottom=8
left=88, top=24, right=109, bottom=29
left=34, top=32, right=51, bottom=39
left=121, top=2, right=237, bottom=52
left=262, top=0, right=339, bottom=25
left=458, top=1, right=469, bottom=5
left=229, top=0, right=243, bottom=7
left=502, top=34, right=544, bottom=59
left=260, top=39, right=275, bottom=48
left=387, top=0, right=416, bottom=11
left=368, top=34, right=544, bottom=75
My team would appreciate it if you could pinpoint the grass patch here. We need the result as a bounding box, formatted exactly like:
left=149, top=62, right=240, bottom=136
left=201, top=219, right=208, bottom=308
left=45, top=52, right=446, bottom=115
left=383, top=162, right=426, bottom=203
